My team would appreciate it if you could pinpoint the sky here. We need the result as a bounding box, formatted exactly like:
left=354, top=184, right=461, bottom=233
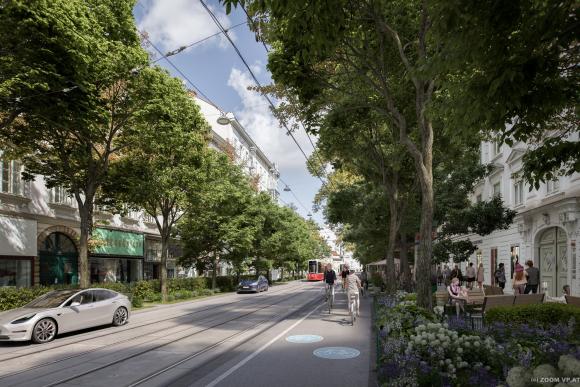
left=134, top=0, right=325, bottom=226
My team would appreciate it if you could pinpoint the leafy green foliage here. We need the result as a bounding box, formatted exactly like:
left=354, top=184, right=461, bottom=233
left=434, top=196, right=516, bottom=263
left=431, top=0, right=579, bottom=186
left=0, top=0, right=148, bottom=287
left=485, top=304, right=580, bottom=335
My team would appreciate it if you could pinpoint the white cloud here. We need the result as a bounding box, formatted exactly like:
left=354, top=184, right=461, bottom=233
left=227, top=66, right=315, bottom=170
left=139, top=0, right=235, bottom=52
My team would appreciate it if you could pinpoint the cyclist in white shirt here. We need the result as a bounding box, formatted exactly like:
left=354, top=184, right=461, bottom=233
left=345, top=266, right=362, bottom=317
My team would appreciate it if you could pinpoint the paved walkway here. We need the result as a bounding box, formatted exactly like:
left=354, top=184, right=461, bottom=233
left=181, top=284, right=372, bottom=387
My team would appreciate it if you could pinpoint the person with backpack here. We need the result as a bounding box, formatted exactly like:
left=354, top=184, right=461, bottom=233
left=494, top=263, right=506, bottom=289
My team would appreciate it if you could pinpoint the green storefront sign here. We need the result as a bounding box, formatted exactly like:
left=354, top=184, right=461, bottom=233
left=92, top=228, right=144, bottom=256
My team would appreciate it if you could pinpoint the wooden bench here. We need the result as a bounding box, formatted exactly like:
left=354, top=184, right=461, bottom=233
left=466, top=289, right=485, bottom=305
left=513, top=293, right=545, bottom=305
left=565, top=295, right=580, bottom=307
left=470, top=295, right=516, bottom=316
left=483, top=285, right=504, bottom=295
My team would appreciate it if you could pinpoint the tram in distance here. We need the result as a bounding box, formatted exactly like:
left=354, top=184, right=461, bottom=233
left=307, top=259, right=334, bottom=281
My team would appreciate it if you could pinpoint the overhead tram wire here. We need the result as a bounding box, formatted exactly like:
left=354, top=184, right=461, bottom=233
left=198, top=0, right=325, bottom=184
left=139, top=33, right=222, bottom=111
left=240, top=3, right=324, bottom=167
left=277, top=178, right=311, bottom=214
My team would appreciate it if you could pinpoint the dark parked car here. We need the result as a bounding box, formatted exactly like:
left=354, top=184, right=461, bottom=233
left=237, top=276, right=269, bottom=293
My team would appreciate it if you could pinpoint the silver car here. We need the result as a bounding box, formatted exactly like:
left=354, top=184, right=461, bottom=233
left=0, top=288, right=131, bottom=343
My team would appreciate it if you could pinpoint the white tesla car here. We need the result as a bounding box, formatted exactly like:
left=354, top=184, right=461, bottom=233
left=0, top=288, right=131, bottom=343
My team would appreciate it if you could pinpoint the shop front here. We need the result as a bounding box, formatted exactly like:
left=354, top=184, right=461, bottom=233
left=144, top=239, right=179, bottom=280
left=90, top=228, right=144, bottom=284
left=0, top=215, right=36, bottom=287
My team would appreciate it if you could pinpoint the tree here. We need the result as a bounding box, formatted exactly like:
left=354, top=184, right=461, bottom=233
left=433, top=196, right=517, bottom=264
left=102, top=67, right=208, bottom=301
left=431, top=0, right=579, bottom=186
left=0, top=0, right=147, bottom=287
left=179, top=152, right=259, bottom=291
left=222, top=0, right=449, bottom=307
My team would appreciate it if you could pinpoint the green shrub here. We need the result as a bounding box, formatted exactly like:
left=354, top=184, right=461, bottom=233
left=131, top=296, right=143, bottom=308
left=199, top=289, right=213, bottom=296
left=0, top=286, right=54, bottom=311
left=166, top=294, right=175, bottom=302
left=167, top=277, right=207, bottom=293
left=215, top=276, right=235, bottom=292
left=172, top=290, right=194, bottom=299
left=485, top=303, right=580, bottom=334
left=130, top=281, right=156, bottom=301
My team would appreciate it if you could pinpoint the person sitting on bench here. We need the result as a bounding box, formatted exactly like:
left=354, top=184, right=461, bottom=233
left=447, top=277, right=469, bottom=316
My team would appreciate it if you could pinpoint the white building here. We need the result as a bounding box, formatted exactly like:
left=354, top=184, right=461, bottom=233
left=0, top=155, right=165, bottom=287
left=452, top=136, right=580, bottom=296
left=196, top=98, right=280, bottom=201
left=0, top=97, right=282, bottom=287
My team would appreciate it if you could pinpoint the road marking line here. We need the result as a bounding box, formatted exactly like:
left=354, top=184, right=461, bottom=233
left=205, top=302, right=322, bottom=387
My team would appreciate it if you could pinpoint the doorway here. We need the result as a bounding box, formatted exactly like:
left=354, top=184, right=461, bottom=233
left=39, top=232, right=79, bottom=285
left=538, top=227, right=568, bottom=296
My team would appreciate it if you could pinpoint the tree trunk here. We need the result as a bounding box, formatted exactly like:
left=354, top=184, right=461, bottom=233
left=416, top=178, right=434, bottom=308
left=399, top=232, right=412, bottom=292
left=384, top=198, right=399, bottom=294
left=280, top=267, right=284, bottom=281
left=77, top=196, right=94, bottom=289
left=160, top=219, right=169, bottom=303
left=212, top=253, right=217, bottom=291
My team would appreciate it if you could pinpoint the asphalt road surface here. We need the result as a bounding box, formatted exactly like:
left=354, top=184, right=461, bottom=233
left=0, top=281, right=371, bottom=387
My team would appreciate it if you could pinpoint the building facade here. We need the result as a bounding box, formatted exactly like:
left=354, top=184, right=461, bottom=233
left=451, top=137, right=580, bottom=296
left=0, top=97, right=282, bottom=287
left=196, top=98, right=280, bottom=201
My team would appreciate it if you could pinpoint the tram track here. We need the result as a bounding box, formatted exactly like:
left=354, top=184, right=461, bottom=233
left=36, top=287, right=318, bottom=387
left=0, top=283, right=307, bottom=381
left=127, top=297, right=322, bottom=387
left=0, top=281, right=304, bottom=364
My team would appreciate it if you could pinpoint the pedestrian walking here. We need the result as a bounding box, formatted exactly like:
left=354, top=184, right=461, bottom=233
left=476, top=263, right=484, bottom=289
left=524, top=260, right=539, bottom=294
left=465, top=262, right=476, bottom=289
left=512, top=263, right=527, bottom=294
left=494, top=263, right=506, bottom=289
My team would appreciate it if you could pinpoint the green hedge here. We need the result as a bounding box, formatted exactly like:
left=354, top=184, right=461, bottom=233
left=0, top=276, right=224, bottom=311
left=485, top=303, right=580, bottom=334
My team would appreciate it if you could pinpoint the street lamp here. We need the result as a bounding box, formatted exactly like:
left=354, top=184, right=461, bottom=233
left=217, top=113, right=231, bottom=125
left=283, top=185, right=291, bottom=192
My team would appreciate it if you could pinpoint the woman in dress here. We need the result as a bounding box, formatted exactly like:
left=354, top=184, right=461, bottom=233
left=512, top=264, right=527, bottom=294
left=477, top=263, right=485, bottom=289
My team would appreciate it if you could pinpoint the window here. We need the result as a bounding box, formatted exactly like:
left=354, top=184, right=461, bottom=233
left=0, top=159, right=23, bottom=195
left=93, top=289, right=115, bottom=302
left=0, top=259, right=32, bottom=287
left=514, top=180, right=524, bottom=206
left=547, top=179, right=560, bottom=194
left=493, top=182, right=501, bottom=197
left=493, top=141, right=502, bottom=156
left=51, top=186, right=74, bottom=206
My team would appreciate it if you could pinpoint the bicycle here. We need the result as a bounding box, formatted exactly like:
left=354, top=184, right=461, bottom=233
left=325, top=283, right=334, bottom=313
left=348, top=292, right=359, bottom=325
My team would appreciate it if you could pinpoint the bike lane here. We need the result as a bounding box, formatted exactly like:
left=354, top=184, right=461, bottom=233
left=188, top=286, right=372, bottom=387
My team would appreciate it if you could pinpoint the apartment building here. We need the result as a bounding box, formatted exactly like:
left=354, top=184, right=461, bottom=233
left=451, top=136, right=580, bottom=296
left=0, top=98, right=280, bottom=287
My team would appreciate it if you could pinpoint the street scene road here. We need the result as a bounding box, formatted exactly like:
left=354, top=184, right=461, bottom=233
left=0, top=282, right=371, bottom=387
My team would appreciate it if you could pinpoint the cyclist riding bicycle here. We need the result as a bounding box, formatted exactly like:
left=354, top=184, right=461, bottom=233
left=345, top=266, right=362, bottom=317
left=323, top=264, right=337, bottom=302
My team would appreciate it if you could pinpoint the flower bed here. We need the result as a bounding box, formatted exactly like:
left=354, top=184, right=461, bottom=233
left=375, top=293, right=580, bottom=386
